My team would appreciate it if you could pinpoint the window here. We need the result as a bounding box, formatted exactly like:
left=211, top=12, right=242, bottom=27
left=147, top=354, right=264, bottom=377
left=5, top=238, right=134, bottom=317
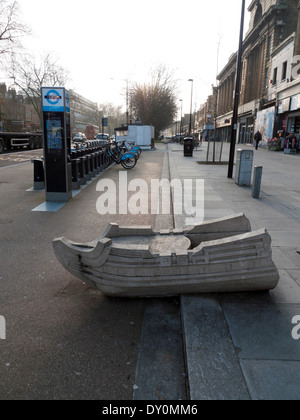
left=282, top=61, right=288, bottom=81
left=265, top=68, right=269, bottom=91
left=273, top=67, right=278, bottom=85
left=254, top=2, right=263, bottom=26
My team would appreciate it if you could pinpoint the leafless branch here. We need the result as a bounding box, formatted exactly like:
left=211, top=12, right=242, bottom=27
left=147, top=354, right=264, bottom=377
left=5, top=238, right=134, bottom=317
left=0, top=0, right=30, bottom=54
left=3, top=51, right=70, bottom=123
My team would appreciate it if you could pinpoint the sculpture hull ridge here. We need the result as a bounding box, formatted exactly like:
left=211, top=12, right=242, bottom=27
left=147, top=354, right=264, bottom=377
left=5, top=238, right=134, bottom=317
left=53, top=213, right=280, bottom=298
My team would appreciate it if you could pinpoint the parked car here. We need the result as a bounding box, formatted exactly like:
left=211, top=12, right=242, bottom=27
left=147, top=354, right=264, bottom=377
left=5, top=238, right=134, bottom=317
left=96, top=133, right=109, bottom=141
left=96, top=133, right=110, bottom=145
left=172, top=134, right=185, bottom=144
left=73, top=133, right=87, bottom=143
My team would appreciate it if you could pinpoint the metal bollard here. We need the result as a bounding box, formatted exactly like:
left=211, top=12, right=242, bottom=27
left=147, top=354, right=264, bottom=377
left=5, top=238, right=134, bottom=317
left=95, top=151, right=100, bottom=172
left=85, top=155, right=92, bottom=181
left=93, top=152, right=99, bottom=174
left=79, top=156, right=87, bottom=185
left=89, top=153, right=96, bottom=177
left=72, top=159, right=81, bottom=190
left=100, top=150, right=104, bottom=171
left=252, top=166, right=263, bottom=199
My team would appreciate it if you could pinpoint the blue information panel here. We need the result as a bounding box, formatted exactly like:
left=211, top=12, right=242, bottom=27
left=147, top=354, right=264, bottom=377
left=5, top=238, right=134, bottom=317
left=46, top=119, right=63, bottom=150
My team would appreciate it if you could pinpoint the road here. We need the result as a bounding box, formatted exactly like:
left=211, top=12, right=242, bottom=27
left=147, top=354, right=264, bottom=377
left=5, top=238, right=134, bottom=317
left=0, top=149, right=43, bottom=168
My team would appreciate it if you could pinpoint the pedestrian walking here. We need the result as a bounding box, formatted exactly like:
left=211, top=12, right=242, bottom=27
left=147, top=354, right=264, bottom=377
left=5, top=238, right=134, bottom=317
left=285, top=132, right=296, bottom=148
left=254, top=131, right=262, bottom=150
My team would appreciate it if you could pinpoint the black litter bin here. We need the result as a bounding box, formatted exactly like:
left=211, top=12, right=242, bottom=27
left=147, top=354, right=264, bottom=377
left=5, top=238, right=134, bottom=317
left=184, top=137, right=193, bottom=157
left=32, top=158, right=45, bottom=190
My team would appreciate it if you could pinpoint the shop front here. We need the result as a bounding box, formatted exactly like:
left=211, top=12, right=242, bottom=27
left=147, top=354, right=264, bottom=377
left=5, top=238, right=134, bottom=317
left=201, top=123, right=214, bottom=141
left=238, top=114, right=254, bottom=145
left=265, top=94, right=300, bottom=152
left=272, top=97, right=290, bottom=149
left=287, top=94, right=300, bottom=135
left=216, top=113, right=232, bottom=143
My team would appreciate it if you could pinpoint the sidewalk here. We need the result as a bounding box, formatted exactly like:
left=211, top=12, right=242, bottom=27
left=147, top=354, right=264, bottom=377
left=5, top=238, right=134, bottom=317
left=164, top=141, right=300, bottom=400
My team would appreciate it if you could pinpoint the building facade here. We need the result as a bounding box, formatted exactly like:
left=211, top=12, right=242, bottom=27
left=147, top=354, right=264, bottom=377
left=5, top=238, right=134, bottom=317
left=69, top=90, right=99, bottom=136
left=239, top=0, right=298, bottom=144
left=196, top=91, right=217, bottom=140
left=206, top=0, right=300, bottom=147
left=0, top=84, right=101, bottom=135
left=215, top=53, right=236, bottom=142
left=266, top=1, right=300, bottom=145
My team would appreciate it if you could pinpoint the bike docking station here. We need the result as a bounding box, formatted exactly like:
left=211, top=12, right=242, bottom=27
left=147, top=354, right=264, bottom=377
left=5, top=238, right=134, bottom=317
left=41, top=87, right=72, bottom=203
left=31, top=89, right=140, bottom=212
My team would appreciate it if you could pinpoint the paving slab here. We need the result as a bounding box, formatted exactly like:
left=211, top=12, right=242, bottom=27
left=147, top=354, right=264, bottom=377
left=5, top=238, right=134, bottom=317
left=133, top=299, right=186, bottom=401
left=280, top=247, right=300, bottom=267
left=181, top=295, right=250, bottom=400
left=270, top=270, right=300, bottom=304
left=287, top=270, right=300, bottom=287
left=133, top=148, right=187, bottom=401
left=221, top=298, right=300, bottom=360
left=271, top=247, right=299, bottom=270
left=277, top=302, right=300, bottom=324
left=240, top=360, right=300, bottom=400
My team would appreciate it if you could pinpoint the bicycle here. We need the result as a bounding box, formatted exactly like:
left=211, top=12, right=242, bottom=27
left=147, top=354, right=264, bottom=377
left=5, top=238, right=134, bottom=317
left=105, top=143, right=138, bottom=169
left=112, top=140, right=142, bottom=160
left=124, top=141, right=142, bottom=157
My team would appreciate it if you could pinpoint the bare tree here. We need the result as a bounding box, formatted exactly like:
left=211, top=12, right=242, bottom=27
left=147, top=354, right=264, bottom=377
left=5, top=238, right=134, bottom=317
left=4, top=52, right=70, bottom=125
left=0, top=0, right=30, bottom=54
left=129, top=65, right=178, bottom=139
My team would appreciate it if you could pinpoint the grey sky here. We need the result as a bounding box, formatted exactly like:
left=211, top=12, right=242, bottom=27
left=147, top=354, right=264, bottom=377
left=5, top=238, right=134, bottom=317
left=2, top=0, right=252, bottom=113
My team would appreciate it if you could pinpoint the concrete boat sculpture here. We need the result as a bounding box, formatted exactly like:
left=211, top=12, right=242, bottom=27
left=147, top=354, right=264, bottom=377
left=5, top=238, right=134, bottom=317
left=53, top=213, right=279, bottom=298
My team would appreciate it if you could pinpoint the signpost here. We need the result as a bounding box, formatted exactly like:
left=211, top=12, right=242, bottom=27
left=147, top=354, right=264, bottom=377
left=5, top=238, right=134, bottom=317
left=102, top=117, right=108, bottom=136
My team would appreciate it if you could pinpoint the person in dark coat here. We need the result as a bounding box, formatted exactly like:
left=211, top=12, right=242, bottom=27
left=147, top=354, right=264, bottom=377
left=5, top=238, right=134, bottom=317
left=254, top=131, right=262, bottom=150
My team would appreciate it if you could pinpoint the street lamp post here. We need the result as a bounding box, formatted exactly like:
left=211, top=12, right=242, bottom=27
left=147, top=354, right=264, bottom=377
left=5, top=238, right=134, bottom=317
left=125, top=79, right=129, bottom=127
left=188, top=79, right=194, bottom=136
left=180, top=99, right=183, bottom=137
left=228, top=0, right=246, bottom=179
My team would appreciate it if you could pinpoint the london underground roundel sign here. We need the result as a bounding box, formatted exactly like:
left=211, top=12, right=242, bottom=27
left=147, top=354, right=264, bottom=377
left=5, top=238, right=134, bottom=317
left=42, top=87, right=65, bottom=112
left=45, top=90, right=62, bottom=105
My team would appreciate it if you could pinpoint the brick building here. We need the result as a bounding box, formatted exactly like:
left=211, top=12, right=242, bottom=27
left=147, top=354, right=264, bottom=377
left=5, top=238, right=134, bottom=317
left=196, top=88, right=218, bottom=140
left=0, top=84, right=6, bottom=131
